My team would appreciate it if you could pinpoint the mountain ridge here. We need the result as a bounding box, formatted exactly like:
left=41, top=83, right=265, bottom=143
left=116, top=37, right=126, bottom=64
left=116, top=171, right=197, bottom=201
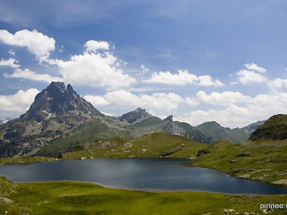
left=0, top=82, right=102, bottom=157
left=0, top=82, right=264, bottom=158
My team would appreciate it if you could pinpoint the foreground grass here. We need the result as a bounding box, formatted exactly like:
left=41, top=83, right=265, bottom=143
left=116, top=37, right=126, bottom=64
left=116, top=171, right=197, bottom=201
left=191, top=140, right=287, bottom=185
left=1, top=177, right=287, bottom=215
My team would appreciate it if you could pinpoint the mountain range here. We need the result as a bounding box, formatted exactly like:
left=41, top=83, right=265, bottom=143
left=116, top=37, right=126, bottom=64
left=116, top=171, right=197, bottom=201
left=0, top=82, right=265, bottom=158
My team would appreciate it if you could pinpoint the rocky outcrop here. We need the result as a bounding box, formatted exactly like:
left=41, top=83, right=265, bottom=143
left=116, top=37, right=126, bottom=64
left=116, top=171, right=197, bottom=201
left=272, top=179, right=287, bottom=185
left=162, top=115, right=186, bottom=136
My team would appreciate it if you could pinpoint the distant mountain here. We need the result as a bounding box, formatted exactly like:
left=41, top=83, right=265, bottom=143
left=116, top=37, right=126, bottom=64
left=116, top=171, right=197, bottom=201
left=194, top=121, right=249, bottom=144
left=0, top=82, right=102, bottom=157
left=241, top=120, right=266, bottom=136
left=249, top=114, right=287, bottom=141
left=119, top=108, right=151, bottom=124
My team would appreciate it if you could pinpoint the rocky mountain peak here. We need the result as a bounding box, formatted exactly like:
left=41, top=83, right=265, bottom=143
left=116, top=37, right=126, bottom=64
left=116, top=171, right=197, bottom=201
left=163, top=115, right=173, bottom=122
left=0, top=82, right=105, bottom=158
left=120, top=107, right=151, bottom=124
left=46, top=81, right=65, bottom=92
left=21, top=82, right=102, bottom=122
left=162, top=115, right=185, bottom=136
left=135, top=107, right=146, bottom=112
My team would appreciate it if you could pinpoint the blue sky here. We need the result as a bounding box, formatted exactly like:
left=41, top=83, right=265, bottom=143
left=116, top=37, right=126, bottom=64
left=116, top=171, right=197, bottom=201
left=1, top=0, right=287, bottom=128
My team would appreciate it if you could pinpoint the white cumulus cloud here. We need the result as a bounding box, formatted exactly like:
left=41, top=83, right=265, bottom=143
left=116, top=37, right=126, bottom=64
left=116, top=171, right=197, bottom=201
left=85, top=40, right=110, bottom=52
left=105, top=90, right=185, bottom=112
left=0, top=58, right=19, bottom=69
left=140, top=65, right=150, bottom=74
left=236, top=70, right=267, bottom=85
left=196, top=91, right=251, bottom=106
left=84, top=95, right=110, bottom=106
left=50, top=51, right=136, bottom=90
left=268, top=78, right=287, bottom=90
left=145, top=69, right=223, bottom=86
left=245, top=63, right=266, bottom=73
left=8, top=49, right=15, bottom=56
left=85, top=90, right=188, bottom=113
left=0, top=89, right=39, bottom=113
left=4, top=68, right=63, bottom=83
left=176, top=91, right=287, bottom=128
left=0, top=29, right=55, bottom=61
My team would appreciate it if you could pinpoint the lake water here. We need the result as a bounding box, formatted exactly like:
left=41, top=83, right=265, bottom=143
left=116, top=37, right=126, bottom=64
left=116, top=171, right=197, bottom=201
left=0, top=158, right=286, bottom=195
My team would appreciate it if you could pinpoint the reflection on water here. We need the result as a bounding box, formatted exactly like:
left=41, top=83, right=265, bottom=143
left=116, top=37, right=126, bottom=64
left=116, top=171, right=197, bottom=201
left=0, top=158, right=286, bottom=194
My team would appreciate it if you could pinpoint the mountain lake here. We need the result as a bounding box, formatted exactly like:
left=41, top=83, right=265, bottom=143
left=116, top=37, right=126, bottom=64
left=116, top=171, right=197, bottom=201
left=0, top=158, right=286, bottom=195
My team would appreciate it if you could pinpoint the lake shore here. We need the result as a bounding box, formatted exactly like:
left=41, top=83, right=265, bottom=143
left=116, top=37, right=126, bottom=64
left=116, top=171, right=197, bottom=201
left=14, top=180, right=270, bottom=197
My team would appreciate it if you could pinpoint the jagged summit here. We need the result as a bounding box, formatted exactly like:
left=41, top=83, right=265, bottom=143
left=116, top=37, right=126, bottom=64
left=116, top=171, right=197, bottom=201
left=162, top=115, right=186, bottom=136
left=0, top=82, right=104, bottom=157
left=119, top=107, right=151, bottom=124
left=135, top=107, right=145, bottom=112
left=21, top=82, right=102, bottom=122
left=163, top=115, right=173, bottom=121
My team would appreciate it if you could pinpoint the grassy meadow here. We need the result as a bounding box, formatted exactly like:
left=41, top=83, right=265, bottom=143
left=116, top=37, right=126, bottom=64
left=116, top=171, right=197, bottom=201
left=1, top=177, right=287, bottom=215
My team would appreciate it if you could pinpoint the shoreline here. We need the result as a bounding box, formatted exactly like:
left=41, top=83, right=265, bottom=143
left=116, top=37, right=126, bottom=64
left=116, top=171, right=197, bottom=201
left=13, top=180, right=277, bottom=197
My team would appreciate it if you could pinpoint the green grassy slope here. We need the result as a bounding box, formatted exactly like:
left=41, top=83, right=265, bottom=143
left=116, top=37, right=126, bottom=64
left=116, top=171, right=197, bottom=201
left=122, top=116, right=164, bottom=138
left=191, top=140, right=287, bottom=184
left=38, top=118, right=132, bottom=157
left=38, top=117, right=166, bottom=157
left=63, top=133, right=206, bottom=159
left=250, top=114, right=287, bottom=141
left=1, top=177, right=286, bottom=215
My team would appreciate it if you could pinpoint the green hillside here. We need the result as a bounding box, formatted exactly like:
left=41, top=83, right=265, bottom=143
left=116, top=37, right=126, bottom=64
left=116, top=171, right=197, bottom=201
left=37, top=118, right=132, bottom=157
left=249, top=114, right=287, bottom=141
left=191, top=140, right=287, bottom=184
left=38, top=117, right=166, bottom=157
left=122, top=116, right=164, bottom=138
left=63, top=133, right=206, bottom=159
